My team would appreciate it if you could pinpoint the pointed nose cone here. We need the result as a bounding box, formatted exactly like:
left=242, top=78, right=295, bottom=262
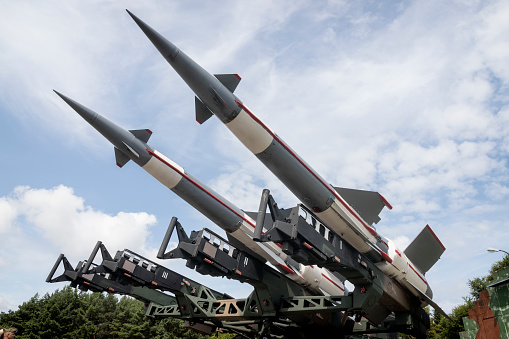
left=54, top=90, right=122, bottom=142
left=54, top=90, right=153, bottom=167
left=126, top=9, right=179, bottom=62
left=54, top=90, right=99, bottom=125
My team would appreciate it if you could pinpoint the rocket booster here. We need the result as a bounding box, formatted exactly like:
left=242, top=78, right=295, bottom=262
left=126, top=11, right=445, bottom=300
left=54, top=90, right=344, bottom=296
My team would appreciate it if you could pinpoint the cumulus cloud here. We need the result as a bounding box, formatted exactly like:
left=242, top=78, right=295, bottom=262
left=0, top=185, right=157, bottom=312
left=0, top=295, right=16, bottom=313
left=1, top=185, right=156, bottom=259
left=0, top=197, right=17, bottom=234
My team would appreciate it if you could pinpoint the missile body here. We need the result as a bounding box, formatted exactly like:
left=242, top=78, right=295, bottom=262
left=126, top=11, right=441, bottom=301
left=54, top=91, right=344, bottom=297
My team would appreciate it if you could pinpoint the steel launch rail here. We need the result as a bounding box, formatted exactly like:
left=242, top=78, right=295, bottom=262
left=47, top=210, right=429, bottom=337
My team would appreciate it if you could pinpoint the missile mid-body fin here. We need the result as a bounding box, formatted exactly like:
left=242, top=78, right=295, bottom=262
left=115, top=130, right=151, bottom=166
left=404, top=225, right=445, bottom=274
left=195, top=74, right=241, bottom=124
left=130, top=129, right=152, bottom=143
left=195, top=97, right=213, bottom=124
left=115, top=147, right=131, bottom=168
left=214, top=74, right=241, bottom=93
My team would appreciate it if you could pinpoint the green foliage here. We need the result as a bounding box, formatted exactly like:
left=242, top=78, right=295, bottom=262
left=431, top=298, right=473, bottom=339
left=490, top=254, right=509, bottom=274
left=467, top=277, right=489, bottom=299
left=213, top=333, right=237, bottom=339
left=0, top=287, right=215, bottom=339
left=110, top=297, right=151, bottom=338
left=468, top=254, right=509, bottom=299
left=427, top=254, right=509, bottom=338
left=150, top=317, right=211, bottom=339
left=0, top=287, right=89, bottom=339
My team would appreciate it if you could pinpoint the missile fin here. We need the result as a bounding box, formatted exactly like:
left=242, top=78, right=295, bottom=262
left=333, top=187, right=389, bottom=225
left=129, top=129, right=152, bottom=143
left=195, top=97, right=213, bottom=124
left=122, top=142, right=140, bottom=158
left=403, top=277, right=451, bottom=320
left=404, top=225, right=445, bottom=274
left=214, top=74, right=241, bottom=93
left=114, top=147, right=130, bottom=168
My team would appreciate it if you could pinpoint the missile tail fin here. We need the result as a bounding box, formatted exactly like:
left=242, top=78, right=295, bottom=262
left=404, top=225, right=445, bottom=274
left=214, top=74, right=241, bottom=93
left=195, top=97, right=213, bottom=124
left=403, top=277, right=451, bottom=320
left=115, top=147, right=131, bottom=168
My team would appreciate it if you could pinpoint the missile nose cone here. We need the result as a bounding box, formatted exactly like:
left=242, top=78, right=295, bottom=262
left=54, top=89, right=154, bottom=167
left=126, top=9, right=179, bottom=61
left=53, top=90, right=98, bottom=124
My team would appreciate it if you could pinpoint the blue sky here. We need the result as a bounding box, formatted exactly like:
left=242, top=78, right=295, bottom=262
left=1, top=0, right=508, bottom=315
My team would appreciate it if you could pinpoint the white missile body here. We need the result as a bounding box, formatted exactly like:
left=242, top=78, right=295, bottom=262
left=125, top=10, right=446, bottom=303
left=55, top=91, right=345, bottom=297
left=229, top=102, right=434, bottom=297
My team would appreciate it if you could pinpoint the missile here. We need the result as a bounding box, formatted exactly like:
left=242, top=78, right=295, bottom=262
left=54, top=90, right=345, bottom=297
left=126, top=11, right=445, bottom=304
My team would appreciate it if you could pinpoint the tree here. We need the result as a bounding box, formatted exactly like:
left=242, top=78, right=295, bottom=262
left=83, top=291, right=118, bottom=338
left=0, top=288, right=214, bottom=339
left=150, top=317, right=199, bottom=339
left=468, top=254, right=509, bottom=299
left=110, top=296, right=151, bottom=339
left=432, top=298, right=473, bottom=339
left=0, top=287, right=90, bottom=338
left=428, top=254, right=509, bottom=338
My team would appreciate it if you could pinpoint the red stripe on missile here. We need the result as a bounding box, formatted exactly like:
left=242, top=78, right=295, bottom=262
left=147, top=149, right=256, bottom=229
left=279, top=264, right=295, bottom=275
left=147, top=149, right=287, bottom=254
left=408, top=263, right=427, bottom=285
left=426, top=224, right=445, bottom=250
left=321, top=273, right=345, bottom=291
left=149, top=148, right=292, bottom=267
left=380, top=251, right=393, bottom=264
left=234, top=100, right=378, bottom=238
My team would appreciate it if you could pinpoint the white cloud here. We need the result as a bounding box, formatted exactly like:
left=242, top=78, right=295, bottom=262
left=0, top=295, right=16, bottom=313
left=0, top=197, right=18, bottom=234
left=485, top=182, right=509, bottom=201
left=5, top=185, right=157, bottom=259
left=0, top=185, right=157, bottom=312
